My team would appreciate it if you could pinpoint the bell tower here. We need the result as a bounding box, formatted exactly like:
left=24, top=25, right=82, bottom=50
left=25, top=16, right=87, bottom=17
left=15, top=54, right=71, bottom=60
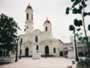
left=24, top=3, right=33, bottom=33
left=44, top=18, right=52, bottom=33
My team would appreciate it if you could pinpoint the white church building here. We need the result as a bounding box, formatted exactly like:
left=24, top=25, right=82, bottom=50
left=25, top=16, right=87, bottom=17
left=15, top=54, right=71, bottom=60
left=18, top=4, right=70, bottom=58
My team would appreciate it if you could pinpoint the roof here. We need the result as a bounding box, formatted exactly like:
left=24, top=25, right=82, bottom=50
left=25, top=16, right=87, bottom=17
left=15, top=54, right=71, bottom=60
left=44, top=18, right=51, bottom=24
left=26, top=4, right=32, bottom=10
left=63, top=43, right=72, bottom=45
left=58, top=39, right=64, bottom=44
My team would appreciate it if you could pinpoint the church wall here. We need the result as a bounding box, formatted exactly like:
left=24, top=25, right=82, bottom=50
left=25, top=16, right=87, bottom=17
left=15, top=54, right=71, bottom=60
left=39, top=41, right=60, bottom=57
left=21, top=46, right=25, bottom=56
left=39, top=44, right=44, bottom=56
left=20, top=42, right=33, bottom=57
left=40, top=32, right=53, bottom=41
left=18, top=33, right=69, bottom=57
left=51, top=42, right=60, bottom=57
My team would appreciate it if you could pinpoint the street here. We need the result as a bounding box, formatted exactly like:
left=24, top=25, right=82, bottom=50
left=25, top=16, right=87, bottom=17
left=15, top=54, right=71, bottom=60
left=0, top=57, right=74, bottom=68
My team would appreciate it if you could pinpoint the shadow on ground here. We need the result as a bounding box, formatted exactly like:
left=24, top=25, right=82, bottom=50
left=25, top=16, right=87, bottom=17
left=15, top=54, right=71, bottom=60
left=0, top=62, right=11, bottom=65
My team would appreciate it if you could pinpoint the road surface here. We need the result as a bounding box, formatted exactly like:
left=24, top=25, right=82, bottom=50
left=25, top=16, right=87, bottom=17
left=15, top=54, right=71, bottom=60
left=0, top=57, right=74, bottom=68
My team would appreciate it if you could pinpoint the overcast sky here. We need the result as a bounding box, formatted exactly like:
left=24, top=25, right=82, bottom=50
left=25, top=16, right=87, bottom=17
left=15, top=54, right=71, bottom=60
left=0, top=0, right=90, bottom=43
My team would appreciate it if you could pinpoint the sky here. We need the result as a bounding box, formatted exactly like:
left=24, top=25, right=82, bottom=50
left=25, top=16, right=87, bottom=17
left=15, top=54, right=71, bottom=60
left=0, top=0, right=90, bottom=43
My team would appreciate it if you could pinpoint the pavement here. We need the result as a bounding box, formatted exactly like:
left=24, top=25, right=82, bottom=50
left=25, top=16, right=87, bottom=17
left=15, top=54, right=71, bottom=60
left=0, top=57, right=75, bottom=68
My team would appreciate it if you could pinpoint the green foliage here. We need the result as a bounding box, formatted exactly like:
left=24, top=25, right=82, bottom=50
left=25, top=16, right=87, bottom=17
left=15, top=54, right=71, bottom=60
left=72, top=0, right=81, bottom=7
left=81, top=1, right=87, bottom=7
left=66, top=0, right=89, bottom=15
left=71, top=0, right=75, bottom=2
left=0, top=13, right=20, bottom=51
left=83, top=36, right=88, bottom=40
left=66, top=0, right=90, bottom=39
left=66, top=7, right=70, bottom=14
left=78, top=36, right=85, bottom=42
left=74, top=19, right=82, bottom=26
left=79, top=5, right=83, bottom=10
left=72, top=7, right=82, bottom=14
left=87, top=12, right=90, bottom=15
left=83, top=12, right=90, bottom=17
left=72, top=8, right=78, bottom=14
left=69, top=25, right=75, bottom=31
left=78, top=36, right=89, bottom=43
left=77, top=28, right=81, bottom=31
left=78, top=36, right=82, bottom=41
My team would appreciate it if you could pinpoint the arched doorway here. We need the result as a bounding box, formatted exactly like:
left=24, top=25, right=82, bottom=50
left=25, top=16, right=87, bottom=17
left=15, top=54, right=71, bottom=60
left=25, top=47, right=29, bottom=57
left=53, top=48, right=56, bottom=53
left=45, top=46, right=49, bottom=56
left=59, top=51, right=63, bottom=56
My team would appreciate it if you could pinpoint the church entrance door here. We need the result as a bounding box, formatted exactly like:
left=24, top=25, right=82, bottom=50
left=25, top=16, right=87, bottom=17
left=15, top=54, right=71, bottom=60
left=25, top=47, right=29, bottom=57
left=45, top=46, right=49, bottom=57
left=59, top=51, right=63, bottom=56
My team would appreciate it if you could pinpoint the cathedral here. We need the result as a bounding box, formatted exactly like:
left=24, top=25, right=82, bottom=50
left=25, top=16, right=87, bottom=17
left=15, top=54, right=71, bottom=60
left=18, top=4, right=67, bottom=58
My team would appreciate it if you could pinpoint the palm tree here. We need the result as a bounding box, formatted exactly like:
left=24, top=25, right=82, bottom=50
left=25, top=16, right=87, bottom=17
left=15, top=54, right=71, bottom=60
left=69, top=25, right=79, bottom=61
left=66, top=0, right=90, bottom=61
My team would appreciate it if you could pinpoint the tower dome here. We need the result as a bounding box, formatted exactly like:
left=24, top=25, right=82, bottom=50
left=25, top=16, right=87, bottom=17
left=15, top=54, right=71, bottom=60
left=44, top=18, right=52, bottom=33
left=24, top=3, right=33, bottom=33
left=26, top=4, right=32, bottom=10
left=44, top=18, right=51, bottom=24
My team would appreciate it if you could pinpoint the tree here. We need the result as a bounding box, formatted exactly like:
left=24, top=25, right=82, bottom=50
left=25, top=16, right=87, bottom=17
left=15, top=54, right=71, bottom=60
left=0, top=13, right=20, bottom=61
left=66, top=0, right=90, bottom=61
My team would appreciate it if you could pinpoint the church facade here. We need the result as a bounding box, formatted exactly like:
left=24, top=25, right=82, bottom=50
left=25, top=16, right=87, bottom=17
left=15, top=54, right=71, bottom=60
left=18, top=4, right=67, bottom=58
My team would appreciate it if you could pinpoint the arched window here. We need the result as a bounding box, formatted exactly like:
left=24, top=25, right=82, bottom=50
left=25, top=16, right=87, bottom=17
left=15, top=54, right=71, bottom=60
left=45, top=26, right=48, bottom=31
left=53, top=48, right=56, bottom=53
left=36, top=45, right=39, bottom=50
left=35, top=36, right=38, bottom=42
left=26, top=13, right=29, bottom=20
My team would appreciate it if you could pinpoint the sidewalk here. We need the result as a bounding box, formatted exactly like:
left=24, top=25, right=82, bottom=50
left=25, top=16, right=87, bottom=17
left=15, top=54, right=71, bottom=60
left=0, top=57, right=72, bottom=68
